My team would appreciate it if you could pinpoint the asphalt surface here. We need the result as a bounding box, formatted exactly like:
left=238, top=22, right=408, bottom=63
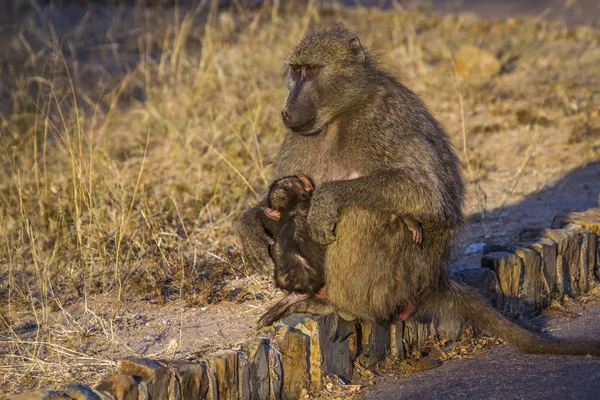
left=362, top=304, right=600, bottom=400
left=343, top=0, right=600, bottom=28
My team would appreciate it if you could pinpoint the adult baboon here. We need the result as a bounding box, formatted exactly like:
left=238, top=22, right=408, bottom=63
left=238, top=26, right=600, bottom=355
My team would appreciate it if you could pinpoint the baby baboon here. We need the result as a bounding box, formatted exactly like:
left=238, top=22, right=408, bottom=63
left=258, top=174, right=423, bottom=327
left=258, top=175, right=325, bottom=328
left=238, top=26, right=600, bottom=355
left=263, top=174, right=326, bottom=296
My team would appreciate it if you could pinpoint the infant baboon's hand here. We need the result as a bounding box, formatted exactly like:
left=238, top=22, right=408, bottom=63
left=236, top=208, right=275, bottom=274
left=307, top=185, right=339, bottom=245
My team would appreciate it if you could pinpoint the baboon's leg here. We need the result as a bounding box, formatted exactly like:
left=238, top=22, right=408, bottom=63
left=398, top=300, right=415, bottom=321
left=257, top=292, right=309, bottom=329
left=401, top=216, right=423, bottom=244
left=289, top=297, right=356, bottom=321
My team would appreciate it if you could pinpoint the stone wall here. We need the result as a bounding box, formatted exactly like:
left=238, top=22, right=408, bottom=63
left=10, top=207, right=600, bottom=400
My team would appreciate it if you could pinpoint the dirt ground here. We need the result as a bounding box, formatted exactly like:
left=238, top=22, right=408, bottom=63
left=1, top=0, right=600, bottom=396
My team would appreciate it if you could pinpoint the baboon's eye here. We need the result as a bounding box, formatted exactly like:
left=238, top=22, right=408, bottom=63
left=291, top=64, right=301, bottom=73
left=306, top=64, right=315, bottom=70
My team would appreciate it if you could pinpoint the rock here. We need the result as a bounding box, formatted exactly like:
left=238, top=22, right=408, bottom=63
left=454, top=44, right=501, bottom=80
left=166, top=367, right=181, bottom=400
left=402, top=316, right=433, bottom=359
left=524, top=238, right=558, bottom=306
left=277, top=313, right=355, bottom=389
left=166, top=361, right=210, bottom=400
left=512, top=247, right=543, bottom=317
left=432, top=316, right=462, bottom=343
left=204, top=361, right=219, bottom=400
left=583, top=230, right=597, bottom=289
left=389, top=320, right=406, bottom=361
left=357, top=321, right=390, bottom=368
left=552, top=209, right=600, bottom=234
left=8, top=390, right=68, bottom=400
left=316, top=314, right=355, bottom=382
left=64, top=385, right=113, bottom=400
left=95, top=375, right=140, bottom=400
left=481, top=251, right=522, bottom=318
left=567, top=226, right=591, bottom=293
left=119, top=358, right=169, bottom=400
left=286, top=315, right=321, bottom=388
left=206, top=350, right=247, bottom=400
left=519, top=229, right=579, bottom=298
left=238, top=352, right=250, bottom=400
left=482, top=244, right=516, bottom=255
left=464, top=242, right=486, bottom=255
left=274, top=322, right=310, bottom=399
left=268, top=344, right=283, bottom=400
left=555, top=229, right=582, bottom=297
left=452, top=267, right=502, bottom=308
left=240, top=339, right=271, bottom=400
left=552, top=209, right=600, bottom=286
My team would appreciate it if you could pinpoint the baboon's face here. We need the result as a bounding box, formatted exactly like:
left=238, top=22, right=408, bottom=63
left=263, top=175, right=314, bottom=220
left=283, top=28, right=368, bottom=136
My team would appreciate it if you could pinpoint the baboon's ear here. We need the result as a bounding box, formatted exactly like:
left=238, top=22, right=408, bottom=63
left=297, top=174, right=314, bottom=193
left=349, top=37, right=366, bottom=64
left=262, top=207, right=281, bottom=221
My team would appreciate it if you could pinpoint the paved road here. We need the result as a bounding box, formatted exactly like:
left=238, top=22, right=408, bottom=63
left=342, top=0, right=600, bottom=28
left=362, top=304, right=600, bottom=400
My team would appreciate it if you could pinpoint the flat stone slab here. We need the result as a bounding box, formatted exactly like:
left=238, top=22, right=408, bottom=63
left=552, top=208, right=600, bottom=234
left=119, top=358, right=168, bottom=400
left=95, top=374, right=140, bottom=400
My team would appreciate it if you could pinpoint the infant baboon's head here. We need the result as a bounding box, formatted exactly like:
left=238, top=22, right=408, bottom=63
left=262, top=175, right=314, bottom=221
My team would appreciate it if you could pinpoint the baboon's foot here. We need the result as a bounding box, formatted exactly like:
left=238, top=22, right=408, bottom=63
left=258, top=295, right=357, bottom=328
left=289, top=297, right=336, bottom=316
left=399, top=299, right=415, bottom=321
left=289, top=297, right=357, bottom=321
left=410, top=226, right=423, bottom=244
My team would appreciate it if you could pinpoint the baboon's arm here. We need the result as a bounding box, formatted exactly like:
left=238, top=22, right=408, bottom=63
left=236, top=195, right=278, bottom=273
left=307, top=167, right=453, bottom=244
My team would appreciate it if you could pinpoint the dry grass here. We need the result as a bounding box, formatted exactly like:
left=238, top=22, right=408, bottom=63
left=1, top=0, right=599, bottom=393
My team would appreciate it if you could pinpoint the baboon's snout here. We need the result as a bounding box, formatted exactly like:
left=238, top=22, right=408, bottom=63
left=282, top=99, right=317, bottom=133
left=281, top=108, right=316, bottom=133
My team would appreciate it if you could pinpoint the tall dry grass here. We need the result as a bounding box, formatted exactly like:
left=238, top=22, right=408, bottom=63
left=1, top=0, right=599, bottom=392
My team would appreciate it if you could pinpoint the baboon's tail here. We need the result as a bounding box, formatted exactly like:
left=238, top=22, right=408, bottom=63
left=257, top=292, right=309, bottom=329
left=429, top=280, right=600, bottom=356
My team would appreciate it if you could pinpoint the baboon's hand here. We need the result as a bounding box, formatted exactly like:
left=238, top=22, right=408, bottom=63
left=307, top=184, right=339, bottom=245
left=236, top=207, right=275, bottom=274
